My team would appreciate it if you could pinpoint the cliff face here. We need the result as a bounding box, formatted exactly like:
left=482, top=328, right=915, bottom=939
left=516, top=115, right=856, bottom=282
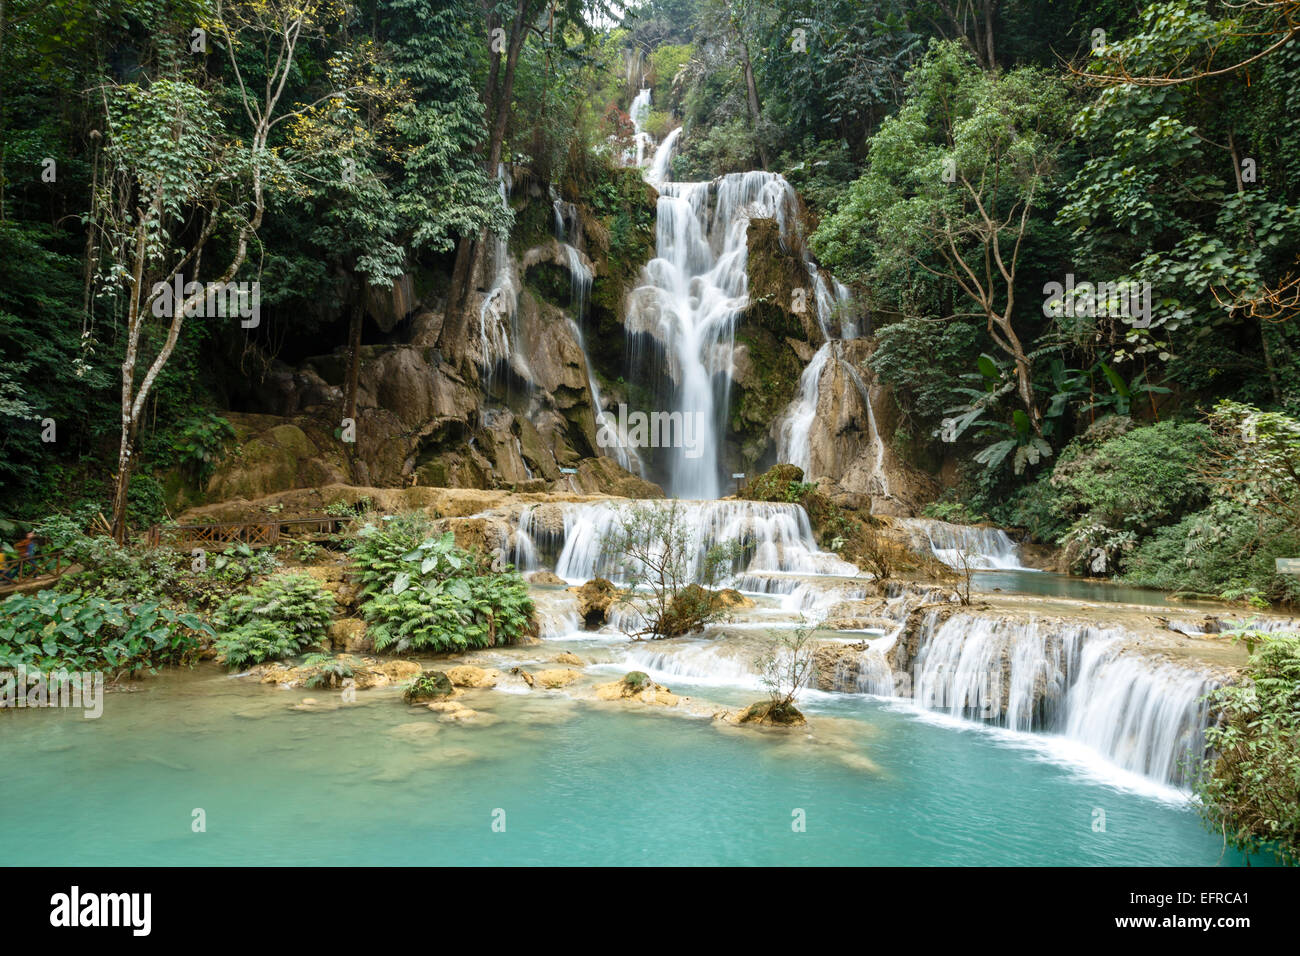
left=199, top=166, right=931, bottom=515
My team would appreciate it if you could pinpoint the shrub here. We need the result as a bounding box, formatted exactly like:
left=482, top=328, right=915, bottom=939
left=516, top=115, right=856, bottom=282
left=356, top=522, right=535, bottom=654
left=127, top=474, right=168, bottom=527
left=1124, top=500, right=1300, bottom=605
left=1052, top=419, right=1213, bottom=533
left=1051, top=419, right=1215, bottom=574
left=0, top=590, right=210, bottom=673
left=213, top=573, right=336, bottom=669
left=364, top=568, right=533, bottom=653
left=404, top=670, right=454, bottom=702
left=57, top=537, right=188, bottom=602
left=301, top=653, right=358, bottom=689
left=1197, top=632, right=1300, bottom=865
left=599, top=501, right=739, bottom=639
left=348, top=512, right=440, bottom=597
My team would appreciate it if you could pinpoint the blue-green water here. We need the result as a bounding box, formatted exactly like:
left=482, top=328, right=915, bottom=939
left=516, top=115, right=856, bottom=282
left=0, top=665, right=1253, bottom=866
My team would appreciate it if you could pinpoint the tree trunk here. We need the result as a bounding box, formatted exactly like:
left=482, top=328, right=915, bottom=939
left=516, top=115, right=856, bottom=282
left=982, top=0, right=997, bottom=71
left=738, top=37, right=770, bottom=169
left=441, top=1, right=530, bottom=368
left=109, top=430, right=135, bottom=544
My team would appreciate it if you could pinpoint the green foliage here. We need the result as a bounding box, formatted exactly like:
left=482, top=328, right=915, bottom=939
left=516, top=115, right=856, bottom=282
left=0, top=590, right=210, bottom=674
left=1121, top=404, right=1300, bottom=603
left=127, top=475, right=168, bottom=528
left=1197, top=632, right=1300, bottom=865
left=363, top=564, right=533, bottom=654
left=1049, top=419, right=1213, bottom=574
left=649, top=43, right=693, bottom=109
left=168, top=414, right=236, bottom=486
left=213, top=574, right=336, bottom=670
left=348, top=513, right=441, bottom=597
left=1124, top=500, right=1300, bottom=605
left=352, top=514, right=534, bottom=653
left=922, top=499, right=987, bottom=525
left=301, top=653, right=359, bottom=689
left=1054, top=419, right=1212, bottom=530
left=404, top=670, right=454, bottom=702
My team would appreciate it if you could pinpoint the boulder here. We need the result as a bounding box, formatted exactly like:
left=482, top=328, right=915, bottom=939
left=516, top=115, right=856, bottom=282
left=445, top=665, right=501, bottom=689
left=528, top=570, right=567, bottom=586
left=403, top=670, right=456, bottom=702
left=533, top=668, right=582, bottom=689
left=593, top=671, right=680, bottom=706
left=563, top=456, right=664, bottom=498
left=736, top=699, right=807, bottom=727
left=575, top=578, right=618, bottom=626
left=329, top=618, right=372, bottom=654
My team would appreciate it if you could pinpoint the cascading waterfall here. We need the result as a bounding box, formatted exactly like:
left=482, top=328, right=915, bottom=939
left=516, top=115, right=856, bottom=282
left=895, top=517, right=1027, bottom=570
left=773, top=341, right=890, bottom=497
left=552, top=192, right=640, bottom=475
left=625, top=171, right=815, bottom=498
left=527, top=499, right=860, bottom=584
left=505, top=98, right=1222, bottom=798
left=647, top=126, right=680, bottom=185
left=629, top=88, right=653, bottom=167
left=774, top=342, right=830, bottom=475
left=478, top=164, right=523, bottom=383
left=907, top=611, right=1215, bottom=786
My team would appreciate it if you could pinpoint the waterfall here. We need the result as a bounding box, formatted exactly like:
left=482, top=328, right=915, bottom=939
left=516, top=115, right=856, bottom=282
left=629, top=88, right=653, bottom=167
left=567, top=318, right=639, bottom=474
left=908, top=611, right=1215, bottom=786
left=895, top=517, right=1027, bottom=570
left=509, top=499, right=860, bottom=584
left=647, top=126, right=680, bottom=185
left=626, top=171, right=811, bottom=498
left=774, top=343, right=830, bottom=475
left=478, top=164, right=523, bottom=383
left=773, top=341, right=889, bottom=497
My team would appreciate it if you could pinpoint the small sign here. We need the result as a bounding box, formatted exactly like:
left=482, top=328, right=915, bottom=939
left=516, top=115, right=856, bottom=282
left=559, top=467, right=578, bottom=475
left=731, top=473, right=745, bottom=479
left=1277, top=558, right=1300, bottom=575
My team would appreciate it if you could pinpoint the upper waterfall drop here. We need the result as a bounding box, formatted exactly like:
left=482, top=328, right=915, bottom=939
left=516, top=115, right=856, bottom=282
left=625, top=166, right=824, bottom=498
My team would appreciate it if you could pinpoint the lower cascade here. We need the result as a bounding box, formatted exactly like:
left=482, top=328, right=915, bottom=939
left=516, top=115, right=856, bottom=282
left=894, top=517, right=1029, bottom=570
left=510, top=498, right=1217, bottom=790
left=513, top=499, right=860, bottom=583
left=895, top=611, right=1214, bottom=787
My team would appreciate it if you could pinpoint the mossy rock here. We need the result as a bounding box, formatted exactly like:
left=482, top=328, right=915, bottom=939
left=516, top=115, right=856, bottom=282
left=404, top=670, right=455, bottom=703
left=742, top=463, right=807, bottom=502
left=623, top=670, right=651, bottom=691
left=738, top=699, right=807, bottom=726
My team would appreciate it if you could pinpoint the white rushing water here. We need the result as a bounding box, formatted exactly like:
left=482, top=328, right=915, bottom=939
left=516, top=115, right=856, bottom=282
left=512, top=499, right=860, bottom=584
left=906, top=611, right=1214, bottom=786
left=478, top=164, right=522, bottom=383
left=625, top=171, right=818, bottom=497
left=894, top=517, right=1028, bottom=570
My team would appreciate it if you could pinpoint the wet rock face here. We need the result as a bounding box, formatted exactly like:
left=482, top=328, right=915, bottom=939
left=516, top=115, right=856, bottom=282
left=564, top=456, right=664, bottom=498
left=576, top=578, right=619, bottom=626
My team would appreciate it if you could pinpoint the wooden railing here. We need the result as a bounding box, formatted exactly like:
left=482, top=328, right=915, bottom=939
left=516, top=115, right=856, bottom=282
left=0, top=549, right=68, bottom=590
left=147, top=514, right=354, bottom=550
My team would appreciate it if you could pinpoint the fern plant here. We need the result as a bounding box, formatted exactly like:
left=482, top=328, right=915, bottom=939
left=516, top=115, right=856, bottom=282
left=213, top=573, right=336, bottom=669
left=301, top=652, right=358, bottom=688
